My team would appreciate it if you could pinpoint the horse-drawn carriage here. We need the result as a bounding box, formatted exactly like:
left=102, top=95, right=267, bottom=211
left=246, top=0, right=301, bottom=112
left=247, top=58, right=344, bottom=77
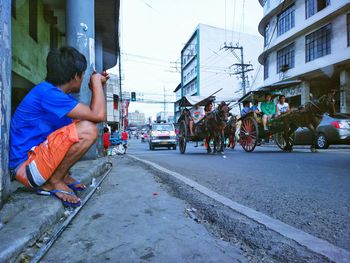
left=236, top=90, right=336, bottom=152
left=177, top=95, right=232, bottom=154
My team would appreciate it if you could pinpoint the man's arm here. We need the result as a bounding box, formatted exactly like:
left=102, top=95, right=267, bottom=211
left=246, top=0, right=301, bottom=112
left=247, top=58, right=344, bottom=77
left=67, top=73, right=107, bottom=122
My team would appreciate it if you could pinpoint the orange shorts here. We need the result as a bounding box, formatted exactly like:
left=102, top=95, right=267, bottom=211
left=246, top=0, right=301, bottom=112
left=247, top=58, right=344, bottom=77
left=14, top=123, right=79, bottom=188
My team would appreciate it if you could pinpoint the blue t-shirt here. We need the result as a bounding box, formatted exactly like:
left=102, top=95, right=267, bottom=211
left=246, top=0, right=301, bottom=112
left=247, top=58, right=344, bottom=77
left=9, top=81, right=78, bottom=169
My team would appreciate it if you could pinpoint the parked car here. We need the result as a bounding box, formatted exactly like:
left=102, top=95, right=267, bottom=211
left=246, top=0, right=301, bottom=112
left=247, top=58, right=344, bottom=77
left=294, top=113, right=350, bottom=149
left=149, top=123, right=177, bottom=150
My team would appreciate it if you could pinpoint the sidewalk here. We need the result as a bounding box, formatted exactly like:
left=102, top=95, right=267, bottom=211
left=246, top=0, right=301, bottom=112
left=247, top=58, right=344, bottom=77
left=42, top=156, right=246, bottom=262
left=0, top=158, right=111, bottom=262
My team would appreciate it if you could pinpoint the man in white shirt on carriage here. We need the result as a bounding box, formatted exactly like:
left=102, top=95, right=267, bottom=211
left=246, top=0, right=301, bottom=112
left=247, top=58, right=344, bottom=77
left=189, top=104, right=205, bottom=136
left=276, top=95, right=290, bottom=116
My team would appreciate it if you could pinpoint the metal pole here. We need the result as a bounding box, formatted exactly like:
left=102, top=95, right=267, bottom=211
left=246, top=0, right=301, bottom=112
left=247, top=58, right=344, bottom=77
left=118, top=52, right=123, bottom=130
left=66, top=0, right=96, bottom=160
left=240, top=47, right=246, bottom=95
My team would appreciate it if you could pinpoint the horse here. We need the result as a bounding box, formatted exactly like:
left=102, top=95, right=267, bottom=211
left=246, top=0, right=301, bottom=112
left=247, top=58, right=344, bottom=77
left=204, top=101, right=231, bottom=153
left=279, top=91, right=336, bottom=152
left=224, top=115, right=237, bottom=149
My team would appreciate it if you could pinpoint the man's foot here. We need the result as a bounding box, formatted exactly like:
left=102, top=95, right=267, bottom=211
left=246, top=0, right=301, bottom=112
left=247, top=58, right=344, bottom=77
left=64, top=173, right=86, bottom=190
left=40, top=181, right=81, bottom=205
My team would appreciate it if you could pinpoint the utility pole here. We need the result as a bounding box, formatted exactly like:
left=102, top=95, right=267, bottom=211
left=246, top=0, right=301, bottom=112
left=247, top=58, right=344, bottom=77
left=118, top=52, right=123, bottom=130
left=223, top=44, right=253, bottom=95
left=163, top=86, right=166, bottom=113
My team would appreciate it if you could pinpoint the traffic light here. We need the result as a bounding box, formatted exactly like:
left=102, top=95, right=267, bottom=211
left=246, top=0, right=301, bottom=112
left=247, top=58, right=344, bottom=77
left=131, top=92, right=136, bottom=101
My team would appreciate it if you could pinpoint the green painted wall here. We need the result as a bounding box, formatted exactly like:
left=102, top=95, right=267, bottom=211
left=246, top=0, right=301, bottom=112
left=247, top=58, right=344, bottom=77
left=12, top=0, right=64, bottom=85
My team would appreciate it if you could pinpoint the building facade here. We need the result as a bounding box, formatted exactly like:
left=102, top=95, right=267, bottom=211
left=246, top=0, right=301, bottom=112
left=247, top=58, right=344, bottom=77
left=180, top=24, right=263, bottom=104
left=128, top=110, right=146, bottom=127
left=106, top=74, right=121, bottom=131
left=258, top=0, right=350, bottom=111
left=173, top=84, right=182, bottom=122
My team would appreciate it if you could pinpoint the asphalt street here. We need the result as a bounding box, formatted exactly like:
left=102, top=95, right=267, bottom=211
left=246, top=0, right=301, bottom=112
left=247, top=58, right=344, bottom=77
left=128, top=138, right=350, bottom=252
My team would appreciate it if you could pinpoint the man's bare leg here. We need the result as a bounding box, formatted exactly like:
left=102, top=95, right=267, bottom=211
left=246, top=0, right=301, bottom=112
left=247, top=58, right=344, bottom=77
left=263, top=115, right=267, bottom=130
left=41, top=121, right=98, bottom=203
left=189, top=121, right=194, bottom=136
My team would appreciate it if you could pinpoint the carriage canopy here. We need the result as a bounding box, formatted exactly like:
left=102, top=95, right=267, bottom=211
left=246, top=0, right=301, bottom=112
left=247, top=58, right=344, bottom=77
left=179, top=95, right=215, bottom=107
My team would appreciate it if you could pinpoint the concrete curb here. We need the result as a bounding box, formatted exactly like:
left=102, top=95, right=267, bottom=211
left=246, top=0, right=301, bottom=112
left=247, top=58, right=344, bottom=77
left=0, top=158, right=110, bottom=263
left=129, top=155, right=349, bottom=263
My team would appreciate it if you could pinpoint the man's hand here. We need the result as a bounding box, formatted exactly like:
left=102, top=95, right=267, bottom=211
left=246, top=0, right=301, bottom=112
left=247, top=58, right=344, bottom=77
left=89, top=71, right=110, bottom=90
left=101, top=71, right=110, bottom=85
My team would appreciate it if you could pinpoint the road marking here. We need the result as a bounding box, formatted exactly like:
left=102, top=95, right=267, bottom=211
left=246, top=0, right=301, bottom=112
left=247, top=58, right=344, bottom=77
left=129, top=154, right=350, bottom=263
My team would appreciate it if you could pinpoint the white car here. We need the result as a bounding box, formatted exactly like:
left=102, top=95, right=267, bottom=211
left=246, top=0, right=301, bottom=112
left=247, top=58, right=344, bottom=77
left=149, top=123, right=177, bottom=150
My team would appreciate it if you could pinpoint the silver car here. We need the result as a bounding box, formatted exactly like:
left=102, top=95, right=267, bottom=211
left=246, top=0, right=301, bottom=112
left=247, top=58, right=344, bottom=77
left=294, top=113, right=350, bottom=149
left=149, top=123, right=177, bottom=150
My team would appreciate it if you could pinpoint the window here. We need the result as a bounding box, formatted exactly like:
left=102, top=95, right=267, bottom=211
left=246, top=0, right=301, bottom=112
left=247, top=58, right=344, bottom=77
left=264, top=57, right=269, bottom=80
left=29, top=0, right=38, bottom=41
left=12, top=0, right=16, bottom=18
left=277, top=43, right=295, bottom=73
left=305, top=24, right=331, bottom=62
left=277, top=5, right=295, bottom=36
left=347, top=14, right=350, bottom=47
left=305, top=0, right=330, bottom=19
left=264, top=23, right=270, bottom=47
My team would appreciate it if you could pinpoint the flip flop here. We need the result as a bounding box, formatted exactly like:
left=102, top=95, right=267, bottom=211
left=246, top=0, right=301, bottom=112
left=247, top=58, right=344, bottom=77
left=67, top=181, right=86, bottom=191
left=36, top=189, right=81, bottom=207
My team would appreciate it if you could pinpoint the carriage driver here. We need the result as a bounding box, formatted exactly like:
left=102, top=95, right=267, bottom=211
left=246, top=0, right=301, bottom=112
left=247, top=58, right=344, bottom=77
left=260, top=94, right=276, bottom=131
left=189, top=104, right=205, bottom=136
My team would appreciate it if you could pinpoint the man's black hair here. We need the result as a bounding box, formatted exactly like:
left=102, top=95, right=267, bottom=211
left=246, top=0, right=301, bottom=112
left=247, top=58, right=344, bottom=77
left=104, top=127, right=109, bottom=133
left=45, top=46, right=87, bottom=86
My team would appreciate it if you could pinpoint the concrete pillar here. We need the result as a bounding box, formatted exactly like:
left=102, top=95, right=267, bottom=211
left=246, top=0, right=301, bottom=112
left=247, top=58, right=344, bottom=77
left=95, top=35, right=104, bottom=157
left=340, top=69, right=350, bottom=114
left=66, top=0, right=97, bottom=160
left=0, top=1, right=12, bottom=208
left=301, top=81, right=310, bottom=105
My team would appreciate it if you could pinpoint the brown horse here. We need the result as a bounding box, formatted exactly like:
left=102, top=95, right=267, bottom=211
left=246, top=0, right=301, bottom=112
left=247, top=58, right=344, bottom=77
left=204, top=102, right=231, bottom=153
left=279, top=91, right=336, bottom=152
left=224, top=115, right=237, bottom=149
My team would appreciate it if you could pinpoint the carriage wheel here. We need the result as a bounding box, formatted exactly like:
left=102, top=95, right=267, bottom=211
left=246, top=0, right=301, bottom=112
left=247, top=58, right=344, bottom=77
left=239, top=117, right=258, bottom=152
left=179, top=120, right=188, bottom=154
left=274, top=132, right=295, bottom=151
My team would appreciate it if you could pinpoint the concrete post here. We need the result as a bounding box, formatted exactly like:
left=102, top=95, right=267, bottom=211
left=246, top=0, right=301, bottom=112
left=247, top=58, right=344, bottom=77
left=340, top=69, right=350, bottom=114
left=301, top=81, right=310, bottom=105
left=0, top=1, right=12, bottom=208
left=66, top=0, right=97, bottom=160
left=95, top=35, right=104, bottom=157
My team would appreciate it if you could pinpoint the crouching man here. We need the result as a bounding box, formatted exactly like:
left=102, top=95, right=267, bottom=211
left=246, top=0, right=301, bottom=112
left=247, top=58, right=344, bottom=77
left=9, top=46, right=108, bottom=207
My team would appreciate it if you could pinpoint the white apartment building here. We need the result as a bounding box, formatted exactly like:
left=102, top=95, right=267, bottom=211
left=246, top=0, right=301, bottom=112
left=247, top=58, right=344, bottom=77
left=180, top=24, right=264, bottom=105
left=128, top=110, right=146, bottom=126
left=106, top=74, right=121, bottom=130
left=258, top=0, right=350, bottom=112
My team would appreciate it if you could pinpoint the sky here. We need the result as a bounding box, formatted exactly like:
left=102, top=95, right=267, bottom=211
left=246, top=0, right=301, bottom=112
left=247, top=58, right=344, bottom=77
left=109, top=0, right=263, bottom=121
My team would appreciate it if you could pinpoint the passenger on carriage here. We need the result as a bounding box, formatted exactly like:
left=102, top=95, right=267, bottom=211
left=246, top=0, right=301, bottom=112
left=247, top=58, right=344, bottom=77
left=189, top=105, right=205, bottom=136
left=204, top=101, right=214, bottom=114
left=250, top=100, right=260, bottom=115
left=260, top=94, right=276, bottom=131
left=241, top=101, right=251, bottom=117
left=276, top=95, right=290, bottom=116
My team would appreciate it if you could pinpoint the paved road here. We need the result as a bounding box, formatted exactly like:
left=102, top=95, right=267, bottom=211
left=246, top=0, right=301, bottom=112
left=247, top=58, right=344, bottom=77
left=129, top=138, right=350, bottom=251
